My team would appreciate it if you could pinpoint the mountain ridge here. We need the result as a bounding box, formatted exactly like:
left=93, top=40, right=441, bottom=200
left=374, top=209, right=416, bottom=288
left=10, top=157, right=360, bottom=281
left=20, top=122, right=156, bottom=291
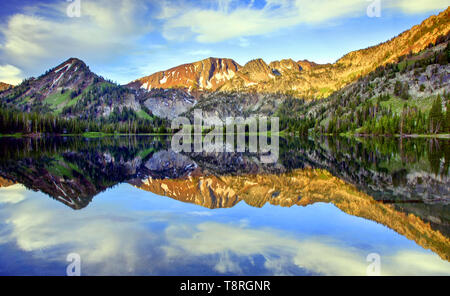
left=0, top=7, right=448, bottom=129
left=220, top=7, right=450, bottom=97
left=131, top=57, right=241, bottom=91
left=133, top=7, right=450, bottom=98
left=0, top=57, right=155, bottom=121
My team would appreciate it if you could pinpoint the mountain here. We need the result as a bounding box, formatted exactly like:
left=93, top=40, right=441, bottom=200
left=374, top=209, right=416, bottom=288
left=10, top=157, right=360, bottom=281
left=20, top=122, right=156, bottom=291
left=180, top=30, right=449, bottom=129
left=0, top=82, right=13, bottom=92
left=136, top=88, right=196, bottom=120
left=131, top=57, right=241, bottom=91
left=0, top=8, right=448, bottom=128
left=239, top=59, right=276, bottom=82
left=181, top=91, right=288, bottom=124
left=221, top=8, right=450, bottom=97
left=270, top=59, right=303, bottom=76
left=301, top=35, right=450, bottom=134
left=297, top=60, right=320, bottom=71
left=133, top=8, right=449, bottom=99
left=0, top=58, right=152, bottom=120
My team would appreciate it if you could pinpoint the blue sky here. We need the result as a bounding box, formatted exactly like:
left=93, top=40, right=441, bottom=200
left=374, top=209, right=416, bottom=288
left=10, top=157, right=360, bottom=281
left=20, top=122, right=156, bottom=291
left=0, top=0, right=448, bottom=85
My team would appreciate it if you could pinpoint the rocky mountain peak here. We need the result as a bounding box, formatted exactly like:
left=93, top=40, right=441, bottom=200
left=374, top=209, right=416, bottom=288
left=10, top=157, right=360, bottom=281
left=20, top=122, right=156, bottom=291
left=133, top=57, right=241, bottom=91
left=270, top=59, right=302, bottom=75
left=53, top=57, right=88, bottom=72
left=31, top=57, right=99, bottom=97
left=0, top=57, right=138, bottom=119
left=239, top=58, right=275, bottom=82
left=297, top=60, right=320, bottom=71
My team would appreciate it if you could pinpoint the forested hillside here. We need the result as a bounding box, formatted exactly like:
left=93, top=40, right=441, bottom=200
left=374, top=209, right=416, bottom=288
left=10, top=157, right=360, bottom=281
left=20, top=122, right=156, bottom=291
left=281, top=36, right=450, bottom=136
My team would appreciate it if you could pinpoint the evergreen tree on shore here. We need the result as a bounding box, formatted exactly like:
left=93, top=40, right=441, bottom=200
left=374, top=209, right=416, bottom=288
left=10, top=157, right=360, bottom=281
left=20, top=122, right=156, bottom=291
left=429, top=96, right=443, bottom=134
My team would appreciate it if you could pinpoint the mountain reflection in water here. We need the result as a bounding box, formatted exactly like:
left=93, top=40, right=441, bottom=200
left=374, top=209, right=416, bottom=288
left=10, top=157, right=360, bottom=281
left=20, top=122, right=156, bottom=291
left=0, top=135, right=448, bottom=275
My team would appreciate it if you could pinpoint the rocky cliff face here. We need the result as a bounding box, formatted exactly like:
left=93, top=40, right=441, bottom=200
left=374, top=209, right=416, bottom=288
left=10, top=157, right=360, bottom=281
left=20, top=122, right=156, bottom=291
left=139, top=88, right=197, bottom=120
left=182, top=91, right=287, bottom=124
left=132, top=57, right=241, bottom=91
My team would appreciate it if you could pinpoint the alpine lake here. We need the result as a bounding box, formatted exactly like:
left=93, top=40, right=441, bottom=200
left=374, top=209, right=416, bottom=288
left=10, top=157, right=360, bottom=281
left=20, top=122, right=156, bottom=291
left=0, top=135, right=448, bottom=276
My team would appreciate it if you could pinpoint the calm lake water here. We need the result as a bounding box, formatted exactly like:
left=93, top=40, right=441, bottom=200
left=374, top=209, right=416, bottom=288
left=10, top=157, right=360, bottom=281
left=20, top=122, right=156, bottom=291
left=0, top=136, right=448, bottom=276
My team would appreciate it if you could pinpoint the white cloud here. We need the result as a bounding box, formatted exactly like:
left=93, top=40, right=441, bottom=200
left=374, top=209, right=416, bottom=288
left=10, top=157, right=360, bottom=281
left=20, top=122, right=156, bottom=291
left=390, top=0, right=449, bottom=13
left=0, top=194, right=159, bottom=275
left=159, top=0, right=449, bottom=43
left=0, top=0, right=153, bottom=77
left=0, top=64, right=23, bottom=85
left=164, top=221, right=450, bottom=276
left=0, top=0, right=447, bottom=82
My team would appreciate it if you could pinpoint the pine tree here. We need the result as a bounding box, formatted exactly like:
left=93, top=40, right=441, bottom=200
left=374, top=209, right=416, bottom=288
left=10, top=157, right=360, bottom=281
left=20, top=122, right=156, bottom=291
left=429, top=96, right=443, bottom=134
left=445, top=102, right=450, bottom=133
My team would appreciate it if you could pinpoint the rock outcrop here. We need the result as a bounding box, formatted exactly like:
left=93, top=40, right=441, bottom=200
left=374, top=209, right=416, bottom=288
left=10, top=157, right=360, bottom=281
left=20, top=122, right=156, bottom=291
left=132, top=57, right=241, bottom=91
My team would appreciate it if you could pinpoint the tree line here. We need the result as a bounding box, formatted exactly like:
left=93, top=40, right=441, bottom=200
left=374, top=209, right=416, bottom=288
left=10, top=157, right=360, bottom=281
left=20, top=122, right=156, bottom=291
left=0, top=103, right=171, bottom=135
left=320, top=94, right=449, bottom=135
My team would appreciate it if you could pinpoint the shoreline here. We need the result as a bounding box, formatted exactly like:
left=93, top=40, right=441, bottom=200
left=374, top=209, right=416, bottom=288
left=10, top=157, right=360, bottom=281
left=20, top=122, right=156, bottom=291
left=1, top=132, right=449, bottom=139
